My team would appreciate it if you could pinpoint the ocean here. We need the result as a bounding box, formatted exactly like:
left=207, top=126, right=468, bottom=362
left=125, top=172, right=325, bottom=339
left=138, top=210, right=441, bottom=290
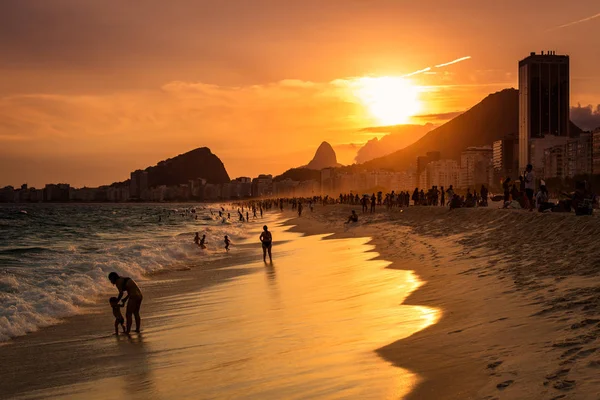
left=0, top=203, right=249, bottom=342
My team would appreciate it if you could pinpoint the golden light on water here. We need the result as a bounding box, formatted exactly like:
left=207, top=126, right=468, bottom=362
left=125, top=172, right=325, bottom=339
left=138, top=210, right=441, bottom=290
left=353, top=76, right=422, bottom=126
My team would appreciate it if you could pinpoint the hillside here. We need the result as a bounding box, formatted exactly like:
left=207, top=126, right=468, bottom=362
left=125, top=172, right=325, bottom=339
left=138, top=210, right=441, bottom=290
left=355, top=123, right=435, bottom=163
left=273, top=168, right=321, bottom=182
left=362, top=89, right=583, bottom=171
left=145, top=147, right=230, bottom=187
left=362, top=89, right=519, bottom=171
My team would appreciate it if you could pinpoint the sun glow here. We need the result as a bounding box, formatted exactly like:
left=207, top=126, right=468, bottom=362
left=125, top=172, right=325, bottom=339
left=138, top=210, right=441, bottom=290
left=353, top=76, right=422, bottom=126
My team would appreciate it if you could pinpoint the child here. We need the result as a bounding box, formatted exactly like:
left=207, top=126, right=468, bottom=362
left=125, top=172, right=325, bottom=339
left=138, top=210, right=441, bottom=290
left=224, top=235, right=231, bottom=252
left=110, top=297, right=126, bottom=335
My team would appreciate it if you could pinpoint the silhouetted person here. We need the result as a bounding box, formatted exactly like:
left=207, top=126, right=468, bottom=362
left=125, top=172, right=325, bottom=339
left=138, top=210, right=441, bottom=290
left=108, top=272, right=143, bottom=334
left=346, top=210, right=358, bottom=223
left=224, top=235, right=231, bottom=251
left=109, top=297, right=126, bottom=335
left=260, top=225, right=273, bottom=263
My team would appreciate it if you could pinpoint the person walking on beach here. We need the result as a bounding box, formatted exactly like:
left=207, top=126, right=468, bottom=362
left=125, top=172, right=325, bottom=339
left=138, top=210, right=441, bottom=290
left=502, top=177, right=511, bottom=208
left=194, top=232, right=200, bottom=246
left=524, top=164, right=535, bottom=211
left=259, top=225, right=273, bottom=263
left=224, top=235, right=231, bottom=252
left=199, top=234, right=207, bottom=249
left=370, top=194, right=376, bottom=213
left=108, top=272, right=143, bottom=334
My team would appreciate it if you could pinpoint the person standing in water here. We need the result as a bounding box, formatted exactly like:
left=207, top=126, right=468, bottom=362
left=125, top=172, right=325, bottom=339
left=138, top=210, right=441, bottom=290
left=224, top=235, right=231, bottom=251
left=194, top=232, right=200, bottom=246
left=108, top=272, right=143, bottom=334
left=259, top=225, right=273, bottom=263
left=199, top=234, right=206, bottom=249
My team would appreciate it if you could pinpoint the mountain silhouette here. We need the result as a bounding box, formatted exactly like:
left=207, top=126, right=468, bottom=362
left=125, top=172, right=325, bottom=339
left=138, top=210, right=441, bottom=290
left=355, top=123, right=435, bottom=163
left=306, top=141, right=341, bottom=170
left=273, top=141, right=341, bottom=182
left=362, top=88, right=583, bottom=171
left=144, top=147, right=230, bottom=187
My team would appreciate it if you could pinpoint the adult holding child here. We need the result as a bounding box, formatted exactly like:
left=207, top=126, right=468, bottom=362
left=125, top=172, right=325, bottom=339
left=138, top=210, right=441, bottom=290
left=108, top=272, right=143, bottom=334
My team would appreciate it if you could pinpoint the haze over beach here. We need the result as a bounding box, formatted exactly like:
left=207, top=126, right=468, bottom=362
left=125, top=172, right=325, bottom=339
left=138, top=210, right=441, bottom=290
left=3, top=1, right=600, bottom=400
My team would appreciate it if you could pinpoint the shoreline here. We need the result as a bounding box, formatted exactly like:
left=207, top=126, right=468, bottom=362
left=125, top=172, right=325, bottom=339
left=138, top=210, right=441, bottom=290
left=286, top=204, right=600, bottom=399
left=0, top=210, right=427, bottom=399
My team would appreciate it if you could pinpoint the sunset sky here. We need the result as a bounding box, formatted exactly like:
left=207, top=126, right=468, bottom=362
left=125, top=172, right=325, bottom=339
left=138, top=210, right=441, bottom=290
left=1, top=0, right=600, bottom=187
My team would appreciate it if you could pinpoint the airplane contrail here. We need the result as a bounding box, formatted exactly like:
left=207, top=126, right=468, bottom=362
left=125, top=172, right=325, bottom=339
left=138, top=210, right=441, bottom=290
left=551, top=11, right=600, bottom=30
left=402, top=56, right=471, bottom=78
left=435, top=56, right=472, bottom=68
left=403, top=67, right=431, bottom=77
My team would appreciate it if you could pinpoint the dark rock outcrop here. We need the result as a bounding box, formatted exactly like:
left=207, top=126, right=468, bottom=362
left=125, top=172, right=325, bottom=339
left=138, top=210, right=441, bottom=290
left=145, top=147, right=230, bottom=187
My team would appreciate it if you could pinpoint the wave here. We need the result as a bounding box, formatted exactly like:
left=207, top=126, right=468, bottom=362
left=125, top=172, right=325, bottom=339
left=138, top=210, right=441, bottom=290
left=0, top=205, right=255, bottom=342
left=0, top=247, right=56, bottom=256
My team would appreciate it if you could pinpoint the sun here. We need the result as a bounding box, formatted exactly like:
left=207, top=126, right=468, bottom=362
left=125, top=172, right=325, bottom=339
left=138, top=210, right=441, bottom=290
left=353, top=76, right=422, bottom=126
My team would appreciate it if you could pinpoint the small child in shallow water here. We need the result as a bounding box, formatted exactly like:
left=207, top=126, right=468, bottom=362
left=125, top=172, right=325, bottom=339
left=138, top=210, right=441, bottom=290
left=109, top=297, right=126, bottom=335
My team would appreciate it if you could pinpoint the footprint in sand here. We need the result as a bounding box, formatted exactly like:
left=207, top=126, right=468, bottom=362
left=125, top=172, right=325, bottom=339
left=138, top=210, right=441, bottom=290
left=487, top=361, right=503, bottom=370
left=577, top=348, right=597, bottom=358
left=496, top=380, right=514, bottom=390
left=545, top=368, right=570, bottom=380
left=553, top=380, right=576, bottom=390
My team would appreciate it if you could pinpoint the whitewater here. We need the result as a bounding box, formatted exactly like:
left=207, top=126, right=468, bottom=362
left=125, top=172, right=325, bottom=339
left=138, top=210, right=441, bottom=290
left=0, top=203, right=252, bottom=342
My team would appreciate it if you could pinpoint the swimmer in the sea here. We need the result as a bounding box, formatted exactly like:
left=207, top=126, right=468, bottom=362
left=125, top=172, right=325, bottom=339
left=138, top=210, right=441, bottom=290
left=259, top=225, right=273, bottom=263
left=108, top=272, right=143, bottom=334
left=109, top=297, right=126, bottom=335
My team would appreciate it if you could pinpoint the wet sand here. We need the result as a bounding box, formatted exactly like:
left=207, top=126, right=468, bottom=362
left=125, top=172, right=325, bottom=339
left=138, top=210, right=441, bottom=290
left=1, top=213, right=437, bottom=399
left=289, top=204, right=600, bottom=399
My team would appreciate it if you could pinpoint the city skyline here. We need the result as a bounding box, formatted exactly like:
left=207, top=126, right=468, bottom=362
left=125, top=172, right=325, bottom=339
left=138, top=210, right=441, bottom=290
left=1, top=1, right=600, bottom=187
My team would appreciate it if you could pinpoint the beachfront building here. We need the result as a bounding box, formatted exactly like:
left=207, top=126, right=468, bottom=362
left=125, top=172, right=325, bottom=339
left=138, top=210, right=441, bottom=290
left=320, top=168, right=336, bottom=195
left=543, top=145, right=566, bottom=179
left=593, top=128, right=600, bottom=175
left=459, top=146, right=493, bottom=189
left=541, top=133, right=593, bottom=180
left=416, top=151, right=441, bottom=181
left=427, top=159, right=460, bottom=189
left=518, top=51, right=570, bottom=172
left=493, top=135, right=518, bottom=180
left=564, top=133, right=593, bottom=178
left=129, top=170, right=149, bottom=201
left=107, top=185, right=130, bottom=202
left=251, top=174, right=273, bottom=197
left=395, top=170, right=417, bottom=191
left=0, top=186, right=15, bottom=202
left=12, top=185, right=44, bottom=203
left=43, top=184, right=71, bottom=202
left=529, top=134, right=569, bottom=177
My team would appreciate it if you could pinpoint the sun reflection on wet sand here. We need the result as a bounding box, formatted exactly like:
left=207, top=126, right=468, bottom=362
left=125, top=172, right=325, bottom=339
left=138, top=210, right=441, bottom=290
left=14, top=222, right=440, bottom=400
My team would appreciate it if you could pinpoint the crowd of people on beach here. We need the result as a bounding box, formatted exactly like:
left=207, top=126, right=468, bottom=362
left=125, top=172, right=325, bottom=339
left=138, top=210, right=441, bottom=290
left=108, top=170, right=597, bottom=336
left=500, top=164, right=596, bottom=215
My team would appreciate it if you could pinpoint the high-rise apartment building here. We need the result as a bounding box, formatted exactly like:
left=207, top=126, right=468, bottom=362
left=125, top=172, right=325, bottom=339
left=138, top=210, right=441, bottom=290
left=518, top=51, right=570, bottom=172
